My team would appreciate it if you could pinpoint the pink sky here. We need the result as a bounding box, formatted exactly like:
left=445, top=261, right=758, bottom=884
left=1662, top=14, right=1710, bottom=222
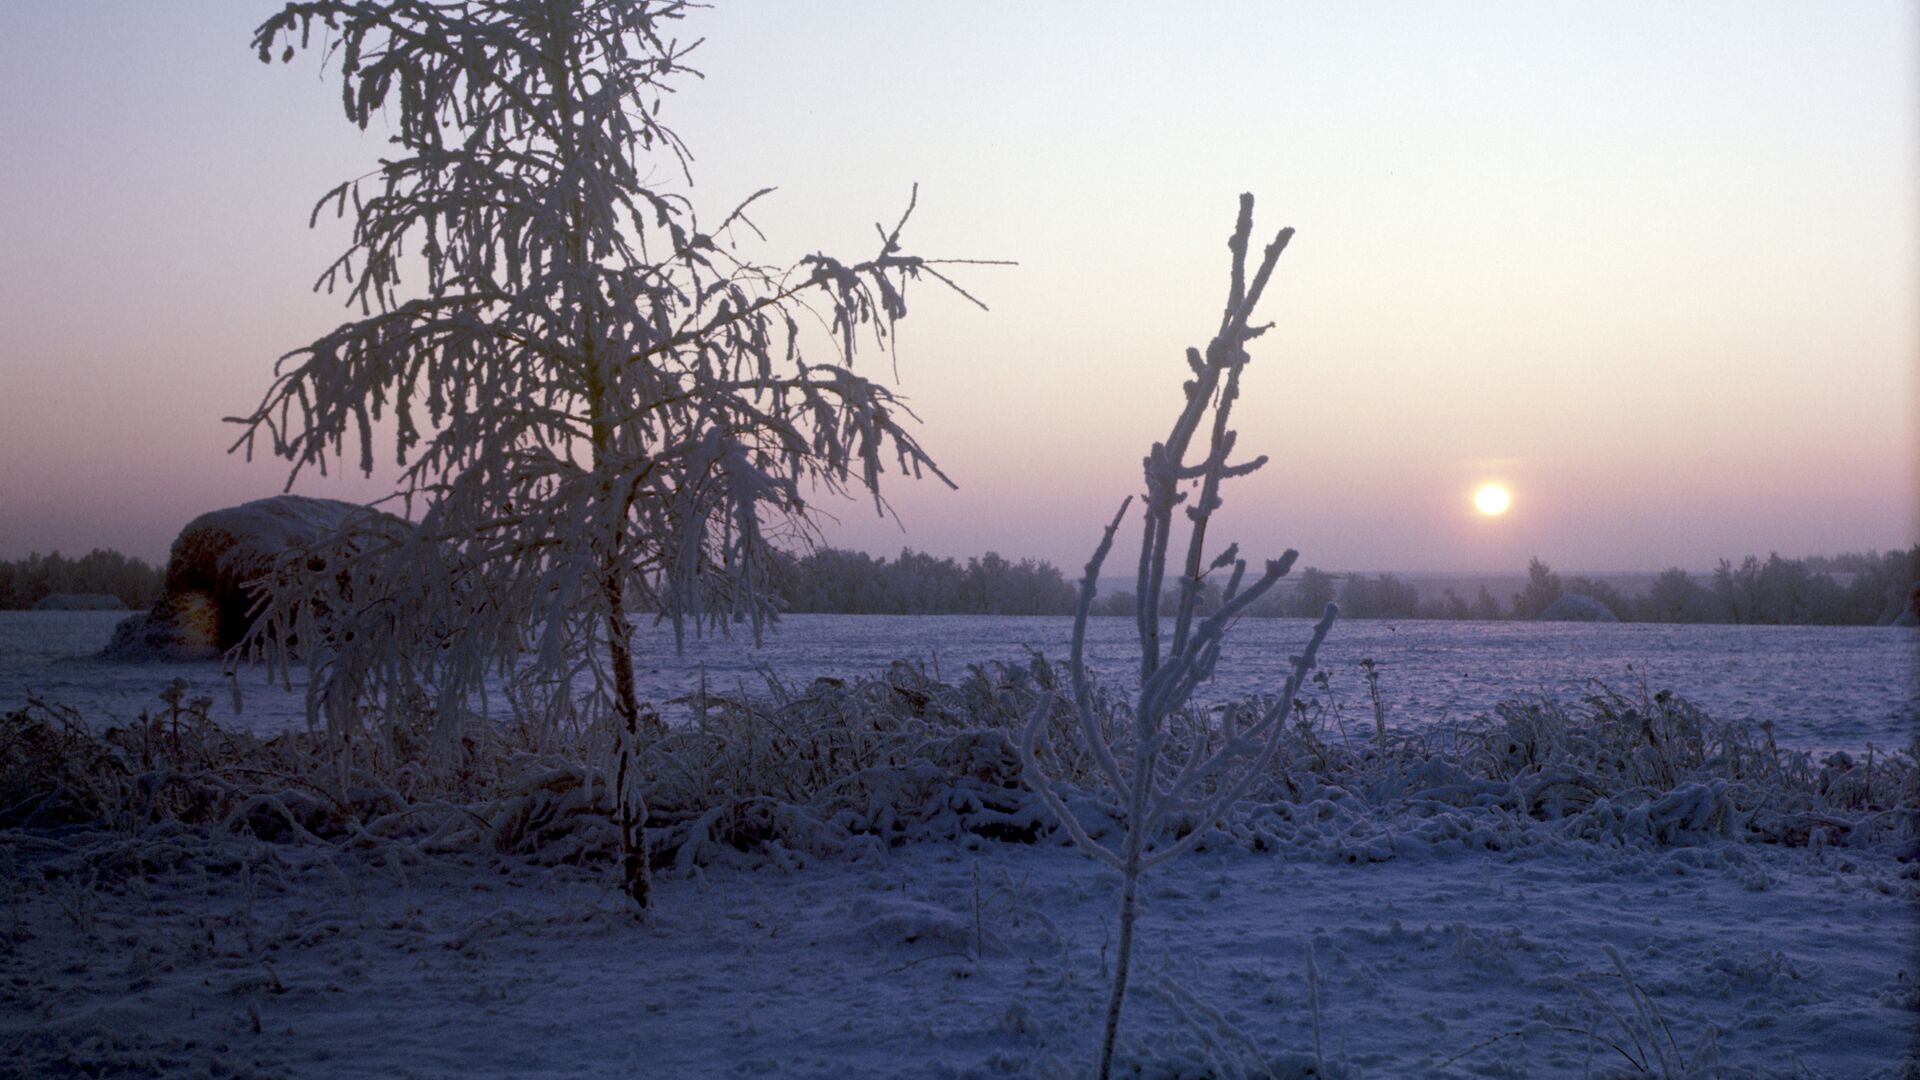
left=0, top=2, right=1913, bottom=573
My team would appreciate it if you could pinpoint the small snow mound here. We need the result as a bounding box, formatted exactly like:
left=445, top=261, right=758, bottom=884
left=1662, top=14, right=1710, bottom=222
left=1539, top=594, right=1618, bottom=622
left=846, top=894, right=977, bottom=951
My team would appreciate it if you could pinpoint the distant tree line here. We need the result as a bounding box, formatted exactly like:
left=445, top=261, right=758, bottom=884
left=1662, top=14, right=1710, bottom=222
left=769, top=545, right=1919, bottom=626
left=1495, top=549, right=1920, bottom=626
left=14, top=539, right=1905, bottom=627
left=0, top=549, right=162, bottom=610
left=769, top=548, right=1078, bottom=615
left=1110, top=550, right=1918, bottom=625
left=1279, top=550, right=1917, bottom=625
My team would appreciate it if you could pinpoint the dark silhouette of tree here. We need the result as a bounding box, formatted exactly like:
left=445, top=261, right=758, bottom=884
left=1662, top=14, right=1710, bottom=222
left=1286, top=566, right=1337, bottom=618
left=1712, top=556, right=1763, bottom=623
left=0, top=550, right=162, bottom=610
left=1430, top=588, right=1470, bottom=620
left=767, top=547, right=1073, bottom=615
left=1641, top=568, right=1721, bottom=623
left=1511, top=557, right=1563, bottom=620
left=1471, top=584, right=1503, bottom=620
left=1339, top=573, right=1420, bottom=619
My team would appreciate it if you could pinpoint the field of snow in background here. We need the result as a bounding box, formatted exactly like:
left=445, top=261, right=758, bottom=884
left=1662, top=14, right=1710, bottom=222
left=3, top=612, right=1911, bottom=752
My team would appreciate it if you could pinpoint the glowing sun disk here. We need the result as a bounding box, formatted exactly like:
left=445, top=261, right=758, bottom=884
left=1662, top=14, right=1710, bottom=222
left=1474, top=483, right=1512, bottom=516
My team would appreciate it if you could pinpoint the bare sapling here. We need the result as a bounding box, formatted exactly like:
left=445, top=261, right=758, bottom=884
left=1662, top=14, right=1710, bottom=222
left=1019, top=194, right=1336, bottom=1079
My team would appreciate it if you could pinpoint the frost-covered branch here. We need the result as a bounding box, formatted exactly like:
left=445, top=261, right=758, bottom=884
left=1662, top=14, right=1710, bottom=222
left=233, top=0, right=1000, bottom=912
left=1018, top=194, right=1335, bottom=1080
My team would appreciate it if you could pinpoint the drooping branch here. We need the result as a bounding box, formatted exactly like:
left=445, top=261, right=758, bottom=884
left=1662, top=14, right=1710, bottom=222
left=234, top=3, right=1003, bottom=817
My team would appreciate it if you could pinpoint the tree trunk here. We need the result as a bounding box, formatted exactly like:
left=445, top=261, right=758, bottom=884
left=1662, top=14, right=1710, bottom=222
left=1098, top=850, right=1142, bottom=1080
left=547, top=3, right=653, bottom=914
left=596, top=361, right=654, bottom=914
left=607, top=573, right=653, bottom=912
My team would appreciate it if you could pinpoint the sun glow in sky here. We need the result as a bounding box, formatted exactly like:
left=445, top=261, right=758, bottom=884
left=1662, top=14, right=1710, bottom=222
left=1474, top=485, right=1513, bottom=518
left=0, top=2, right=1912, bottom=573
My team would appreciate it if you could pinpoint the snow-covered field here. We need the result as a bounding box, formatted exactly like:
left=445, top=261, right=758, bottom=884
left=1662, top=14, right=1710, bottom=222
left=4, top=612, right=1914, bottom=752
left=3, top=613, right=1916, bottom=1078
left=5, top=822, right=1913, bottom=1078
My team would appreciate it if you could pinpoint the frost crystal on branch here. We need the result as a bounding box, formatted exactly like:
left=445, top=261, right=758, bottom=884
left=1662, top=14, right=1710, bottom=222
left=1019, top=194, right=1335, bottom=1078
left=229, top=0, right=994, bottom=911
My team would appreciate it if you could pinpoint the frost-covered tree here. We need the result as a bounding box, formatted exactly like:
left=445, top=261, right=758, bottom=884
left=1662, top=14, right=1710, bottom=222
left=1711, top=556, right=1763, bottom=623
left=1470, top=583, right=1503, bottom=620
left=1430, top=587, right=1471, bottom=620
left=1564, top=575, right=1633, bottom=621
left=1643, top=567, right=1719, bottom=623
left=1338, top=572, right=1420, bottom=619
left=1511, top=556, right=1564, bottom=619
left=1286, top=565, right=1337, bottom=619
left=232, top=0, right=986, bottom=909
left=1019, top=196, right=1335, bottom=1079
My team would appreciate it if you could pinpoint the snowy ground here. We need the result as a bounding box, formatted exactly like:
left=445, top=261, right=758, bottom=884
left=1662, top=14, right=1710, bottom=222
left=4, top=826, right=1913, bottom=1078
left=3, top=613, right=1916, bottom=1077
left=5, top=612, right=1915, bottom=752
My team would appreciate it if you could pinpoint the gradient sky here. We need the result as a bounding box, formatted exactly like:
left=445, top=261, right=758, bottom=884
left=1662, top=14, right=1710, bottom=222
left=0, top=1, right=1913, bottom=573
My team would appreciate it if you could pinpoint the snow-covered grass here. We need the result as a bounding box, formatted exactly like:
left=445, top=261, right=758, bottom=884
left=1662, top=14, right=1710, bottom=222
left=3, top=658, right=1915, bottom=1077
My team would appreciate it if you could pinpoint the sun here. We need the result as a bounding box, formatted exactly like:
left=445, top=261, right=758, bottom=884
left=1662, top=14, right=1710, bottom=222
left=1473, top=483, right=1512, bottom=516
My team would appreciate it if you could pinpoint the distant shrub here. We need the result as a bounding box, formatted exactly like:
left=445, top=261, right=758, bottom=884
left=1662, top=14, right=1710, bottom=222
left=1337, top=573, right=1420, bottom=619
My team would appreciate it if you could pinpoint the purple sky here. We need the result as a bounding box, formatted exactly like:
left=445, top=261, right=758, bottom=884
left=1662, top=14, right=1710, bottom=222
left=0, top=2, right=1913, bottom=573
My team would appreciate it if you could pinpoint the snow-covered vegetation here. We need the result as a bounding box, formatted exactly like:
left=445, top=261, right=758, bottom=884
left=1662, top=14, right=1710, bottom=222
left=1017, top=194, right=1337, bottom=1078
left=3, top=652, right=1915, bottom=1075
left=231, top=0, right=995, bottom=910
left=14, top=645, right=1908, bottom=860
left=3, top=3, right=1911, bottom=1074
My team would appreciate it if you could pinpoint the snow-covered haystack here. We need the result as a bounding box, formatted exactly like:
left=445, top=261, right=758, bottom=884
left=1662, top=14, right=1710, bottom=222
left=1538, top=594, right=1618, bottom=622
left=32, top=592, right=125, bottom=611
left=102, top=496, right=406, bottom=661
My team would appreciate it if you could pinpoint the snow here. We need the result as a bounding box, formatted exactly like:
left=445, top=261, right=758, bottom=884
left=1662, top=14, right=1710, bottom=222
left=3, top=613, right=1915, bottom=1077
left=30, top=594, right=124, bottom=612
left=4, top=828, right=1911, bottom=1077
left=7, top=612, right=1913, bottom=753
left=169, top=496, right=387, bottom=569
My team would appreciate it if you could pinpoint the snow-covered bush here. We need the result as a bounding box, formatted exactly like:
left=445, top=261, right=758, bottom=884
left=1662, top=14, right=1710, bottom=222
left=231, top=1, right=993, bottom=909
left=1016, top=195, right=1336, bottom=1080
